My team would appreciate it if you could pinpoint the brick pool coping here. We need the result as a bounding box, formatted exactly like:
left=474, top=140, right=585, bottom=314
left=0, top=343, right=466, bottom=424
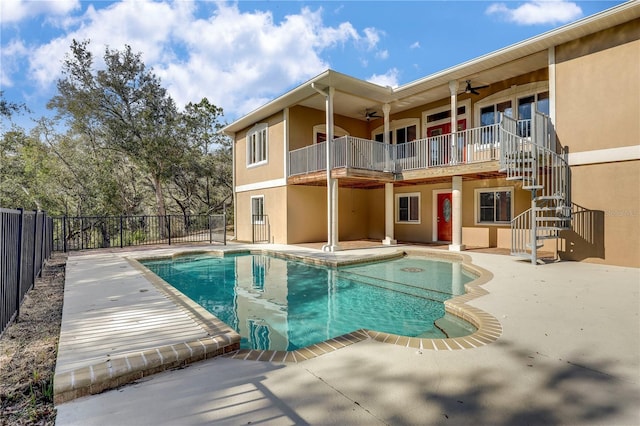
left=54, top=247, right=500, bottom=404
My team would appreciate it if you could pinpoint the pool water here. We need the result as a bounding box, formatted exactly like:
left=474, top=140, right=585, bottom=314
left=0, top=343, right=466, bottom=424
left=141, top=253, right=475, bottom=351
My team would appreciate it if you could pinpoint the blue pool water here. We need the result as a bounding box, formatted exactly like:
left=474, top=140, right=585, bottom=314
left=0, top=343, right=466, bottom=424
left=141, top=253, right=475, bottom=351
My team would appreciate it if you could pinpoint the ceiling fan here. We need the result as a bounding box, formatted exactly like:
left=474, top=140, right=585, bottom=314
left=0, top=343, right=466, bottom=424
left=462, top=80, right=489, bottom=95
left=364, top=109, right=381, bottom=121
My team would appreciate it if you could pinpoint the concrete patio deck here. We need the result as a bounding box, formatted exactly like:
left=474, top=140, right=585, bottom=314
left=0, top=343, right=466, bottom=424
left=54, top=244, right=640, bottom=425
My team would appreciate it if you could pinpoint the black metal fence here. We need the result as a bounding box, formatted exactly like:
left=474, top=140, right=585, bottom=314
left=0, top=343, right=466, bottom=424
left=1, top=209, right=53, bottom=336
left=252, top=214, right=270, bottom=243
left=52, top=214, right=226, bottom=252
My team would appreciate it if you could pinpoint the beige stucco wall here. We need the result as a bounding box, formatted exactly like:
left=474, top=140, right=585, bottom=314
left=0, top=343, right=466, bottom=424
left=286, top=185, right=326, bottom=244
left=288, top=105, right=370, bottom=151
left=558, top=160, right=639, bottom=267
left=234, top=112, right=286, bottom=187
left=555, top=19, right=640, bottom=152
left=286, top=185, right=384, bottom=244
left=235, top=186, right=287, bottom=243
left=554, top=19, right=640, bottom=267
left=338, top=188, right=379, bottom=240
left=367, top=188, right=385, bottom=240
left=392, top=178, right=530, bottom=246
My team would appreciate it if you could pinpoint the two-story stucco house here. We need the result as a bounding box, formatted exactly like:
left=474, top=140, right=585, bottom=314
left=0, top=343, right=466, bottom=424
left=223, top=1, right=640, bottom=268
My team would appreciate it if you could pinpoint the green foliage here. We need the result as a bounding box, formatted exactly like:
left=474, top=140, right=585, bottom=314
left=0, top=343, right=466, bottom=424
left=0, top=90, right=29, bottom=118
left=0, top=39, right=234, bottom=219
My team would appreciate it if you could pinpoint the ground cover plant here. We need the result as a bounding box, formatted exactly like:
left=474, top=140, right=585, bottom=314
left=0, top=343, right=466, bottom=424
left=0, top=254, right=66, bottom=425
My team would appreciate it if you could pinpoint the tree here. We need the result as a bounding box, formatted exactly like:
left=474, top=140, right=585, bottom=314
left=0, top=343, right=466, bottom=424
left=48, top=40, right=187, bottom=224
left=1, top=40, right=233, bottom=226
left=0, top=91, right=28, bottom=119
left=167, top=98, right=232, bottom=216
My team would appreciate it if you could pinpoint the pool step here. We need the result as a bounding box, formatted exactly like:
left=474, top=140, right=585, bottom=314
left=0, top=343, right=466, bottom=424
left=337, top=271, right=454, bottom=302
left=432, top=313, right=477, bottom=338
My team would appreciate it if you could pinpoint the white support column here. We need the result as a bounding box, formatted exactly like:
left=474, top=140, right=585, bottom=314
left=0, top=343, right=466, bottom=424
left=548, top=46, right=557, bottom=148
left=381, top=103, right=396, bottom=246
left=325, top=87, right=340, bottom=252
left=449, top=175, right=465, bottom=251
left=383, top=103, right=391, bottom=171
left=449, top=80, right=459, bottom=164
left=383, top=183, right=396, bottom=245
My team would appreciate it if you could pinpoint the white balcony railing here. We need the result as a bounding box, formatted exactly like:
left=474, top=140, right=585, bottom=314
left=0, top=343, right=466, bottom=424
left=289, top=137, right=392, bottom=176
left=287, top=121, right=536, bottom=178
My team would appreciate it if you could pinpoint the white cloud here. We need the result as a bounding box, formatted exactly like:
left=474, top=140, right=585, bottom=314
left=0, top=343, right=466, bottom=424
left=410, top=41, right=421, bottom=49
left=367, top=68, right=399, bottom=88
left=0, top=39, right=28, bottom=87
left=486, top=0, right=582, bottom=25
left=376, top=50, right=389, bottom=60
left=0, top=0, right=80, bottom=24
left=363, top=27, right=381, bottom=50
left=19, top=0, right=381, bottom=119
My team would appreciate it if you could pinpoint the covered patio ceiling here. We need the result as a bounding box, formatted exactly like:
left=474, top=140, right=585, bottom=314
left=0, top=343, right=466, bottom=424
left=297, top=51, right=548, bottom=121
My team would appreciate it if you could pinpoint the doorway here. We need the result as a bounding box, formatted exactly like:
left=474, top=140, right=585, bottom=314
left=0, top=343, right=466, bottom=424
left=436, top=192, right=452, bottom=242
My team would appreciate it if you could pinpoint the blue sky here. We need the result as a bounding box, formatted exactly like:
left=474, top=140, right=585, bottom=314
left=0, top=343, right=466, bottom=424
left=0, top=0, right=626, bottom=130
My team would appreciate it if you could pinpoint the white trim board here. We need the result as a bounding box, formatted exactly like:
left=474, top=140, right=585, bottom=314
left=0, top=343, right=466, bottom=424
left=568, top=145, right=640, bottom=166
left=235, top=178, right=287, bottom=193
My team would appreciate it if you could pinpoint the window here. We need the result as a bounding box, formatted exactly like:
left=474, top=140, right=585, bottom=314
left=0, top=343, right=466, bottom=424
left=480, top=101, right=513, bottom=127
left=247, top=124, right=267, bottom=166
left=396, top=193, right=420, bottom=223
left=374, top=131, right=391, bottom=143
left=251, top=196, right=264, bottom=224
left=475, top=84, right=550, bottom=138
left=476, top=188, right=512, bottom=224
left=247, top=319, right=270, bottom=350
left=517, top=91, right=550, bottom=136
left=313, top=124, right=349, bottom=144
left=426, top=106, right=466, bottom=123
left=251, top=256, right=269, bottom=291
left=395, top=124, right=417, bottom=158
left=372, top=118, right=419, bottom=158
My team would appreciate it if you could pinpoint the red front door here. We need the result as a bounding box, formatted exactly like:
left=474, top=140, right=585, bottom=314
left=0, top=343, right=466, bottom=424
left=427, top=119, right=467, bottom=138
left=427, top=119, right=467, bottom=164
left=437, top=192, right=452, bottom=242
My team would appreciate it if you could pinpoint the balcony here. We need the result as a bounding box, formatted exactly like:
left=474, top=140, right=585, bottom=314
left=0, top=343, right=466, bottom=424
left=287, top=122, right=526, bottom=185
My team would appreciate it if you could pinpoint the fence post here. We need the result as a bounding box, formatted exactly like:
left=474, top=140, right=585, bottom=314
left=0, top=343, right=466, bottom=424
left=63, top=216, right=67, bottom=253
left=38, top=211, right=46, bottom=283
left=223, top=214, right=227, bottom=246
left=167, top=216, right=171, bottom=245
left=120, top=215, right=124, bottom=249
left=208, top=215, right=212, bottom=244
left=15, top=209, right=24, bottom=321
left=31, top=211, right=39, bottom=289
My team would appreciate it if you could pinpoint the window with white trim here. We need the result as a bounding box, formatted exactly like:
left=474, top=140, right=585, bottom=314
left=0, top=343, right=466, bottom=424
left=313, top=124, right=349, bottom=144
left=475, top=82, right=549, bottom=137
left=251, top=196, right=264, bottom=224
left=396, top=193, right=420, bottom=223
left=476, top=188, right=513, bottom=224
left=372, top=118, right=419, bottom=158
left=247, top=124, right=267, bottom=166
left=517, top=91, right=550, bottom=136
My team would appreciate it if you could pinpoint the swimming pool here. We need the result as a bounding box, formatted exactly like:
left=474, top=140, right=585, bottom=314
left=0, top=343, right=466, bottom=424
left=141, top=253, right=476, bottom=351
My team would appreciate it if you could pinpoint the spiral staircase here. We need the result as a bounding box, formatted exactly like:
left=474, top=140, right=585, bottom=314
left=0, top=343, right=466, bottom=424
left=499, top=110, right=572, bottom=264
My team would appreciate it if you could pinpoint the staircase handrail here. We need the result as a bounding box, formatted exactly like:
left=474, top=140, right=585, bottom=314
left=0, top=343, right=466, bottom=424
left=499, top=110, right=572, bottom=264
